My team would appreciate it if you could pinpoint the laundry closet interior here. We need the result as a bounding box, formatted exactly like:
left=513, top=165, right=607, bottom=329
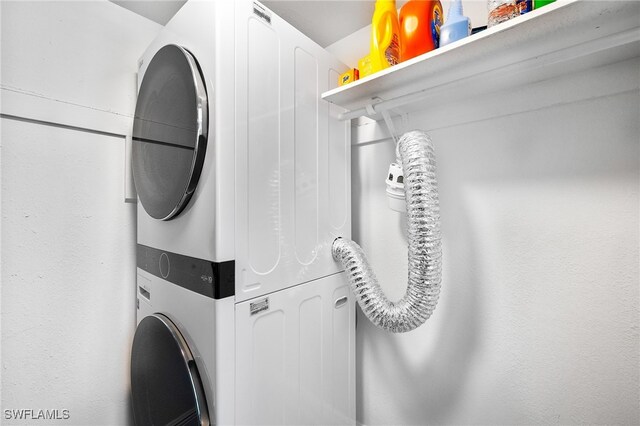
left=1, top=1, right=638, bottom=425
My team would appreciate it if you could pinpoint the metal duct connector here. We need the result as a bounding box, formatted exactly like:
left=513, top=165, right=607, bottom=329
left=332, top=130, right=442, bottom=333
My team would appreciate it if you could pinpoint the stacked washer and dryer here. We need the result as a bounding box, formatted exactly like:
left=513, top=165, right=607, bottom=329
left=130, top=1, right=354, bottom=425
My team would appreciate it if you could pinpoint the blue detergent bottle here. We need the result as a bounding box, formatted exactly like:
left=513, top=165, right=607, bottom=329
left=439, top=0, right=471, bottom=47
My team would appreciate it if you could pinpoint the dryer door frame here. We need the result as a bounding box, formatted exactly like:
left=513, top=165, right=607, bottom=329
left=132, top=44, right=208, bottom=221
left=131, top=313, right=210, bottom=426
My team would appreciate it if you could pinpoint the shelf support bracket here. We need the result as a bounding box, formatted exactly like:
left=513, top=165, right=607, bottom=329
left=380, top=107, right=409, bottom=145
left=381, top=109, right=398, bottom=144
left=365, top=102, right=377, bottom=117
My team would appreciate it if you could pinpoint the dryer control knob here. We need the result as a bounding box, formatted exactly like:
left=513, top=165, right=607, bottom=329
left=159, top=252, right=170, bottom=279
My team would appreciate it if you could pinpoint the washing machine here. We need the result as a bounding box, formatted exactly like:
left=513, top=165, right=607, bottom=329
left=129, top=1, right=355, bottom=424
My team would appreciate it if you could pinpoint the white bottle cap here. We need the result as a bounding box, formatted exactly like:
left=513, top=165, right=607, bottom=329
left=385, top=162, right=406, bottom=213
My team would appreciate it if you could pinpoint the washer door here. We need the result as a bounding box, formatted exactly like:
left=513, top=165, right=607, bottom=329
left=131, top=314, right=210, bottom=426
left=132, top=44, right=208, bottom=221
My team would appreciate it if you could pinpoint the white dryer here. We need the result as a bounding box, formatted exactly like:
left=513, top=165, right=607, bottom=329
left=130, top=1, right=355, bottom=425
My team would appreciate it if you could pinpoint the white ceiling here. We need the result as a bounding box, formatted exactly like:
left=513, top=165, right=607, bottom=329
left=262, top=1, right=378, bottom=47
left=109, top=0, right=391, bottom=47
left=110, top=1, right=187, bottom=26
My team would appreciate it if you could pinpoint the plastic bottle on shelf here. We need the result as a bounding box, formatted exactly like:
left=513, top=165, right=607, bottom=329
left=487, top=0, right=519, bottom=27
left=370, top=0, right=401, bottom=73
left=534, top=0, right=555, bottom=9
left=398, top=0, right=443, bottom=62
left=517, top=0, right=533, bottom=15
left=440, top=0, right=471, bottom=47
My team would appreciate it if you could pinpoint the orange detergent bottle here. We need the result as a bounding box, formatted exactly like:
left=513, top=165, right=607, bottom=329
left=370, top=0, right=401, bottom=73
left=399, top=0, right=443, bottom=62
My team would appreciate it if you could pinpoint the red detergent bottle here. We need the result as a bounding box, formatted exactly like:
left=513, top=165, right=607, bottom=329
left=399, top=0, right=443, bottom=62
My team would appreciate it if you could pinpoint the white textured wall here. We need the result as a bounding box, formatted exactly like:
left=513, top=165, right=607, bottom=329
left=351, top=61, right=639, bottom=424
left=1, top=2, right=160, bottom=424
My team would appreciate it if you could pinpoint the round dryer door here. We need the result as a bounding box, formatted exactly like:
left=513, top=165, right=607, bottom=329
left=131, top=314, right=210, bottom=425
left=132, top=44, right=208, bottom=221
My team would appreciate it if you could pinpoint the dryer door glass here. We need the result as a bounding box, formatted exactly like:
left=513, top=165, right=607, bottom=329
left=132, top=44, right=208, bottom=220
left=131, top=314, right=209, bottom=425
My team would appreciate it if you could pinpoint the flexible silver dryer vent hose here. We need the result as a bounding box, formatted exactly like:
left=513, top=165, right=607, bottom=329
left=332, top=130, right=442, bottom=333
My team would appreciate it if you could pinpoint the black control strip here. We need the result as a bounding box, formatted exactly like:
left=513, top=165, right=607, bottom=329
left=137, top=244, right=234, bottom=299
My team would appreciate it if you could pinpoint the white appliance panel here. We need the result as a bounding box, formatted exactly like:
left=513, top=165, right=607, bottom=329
left=135, top=268, right=218, bottom=417
left=294, top=46, right=319, bottom=266
left=135, top=0, right=236, bottom=264
left=235, top=273, right=356, bottom=425
left=247, top=17, right=281, bottom=275
left=235, top=0, right=351, bottom=302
